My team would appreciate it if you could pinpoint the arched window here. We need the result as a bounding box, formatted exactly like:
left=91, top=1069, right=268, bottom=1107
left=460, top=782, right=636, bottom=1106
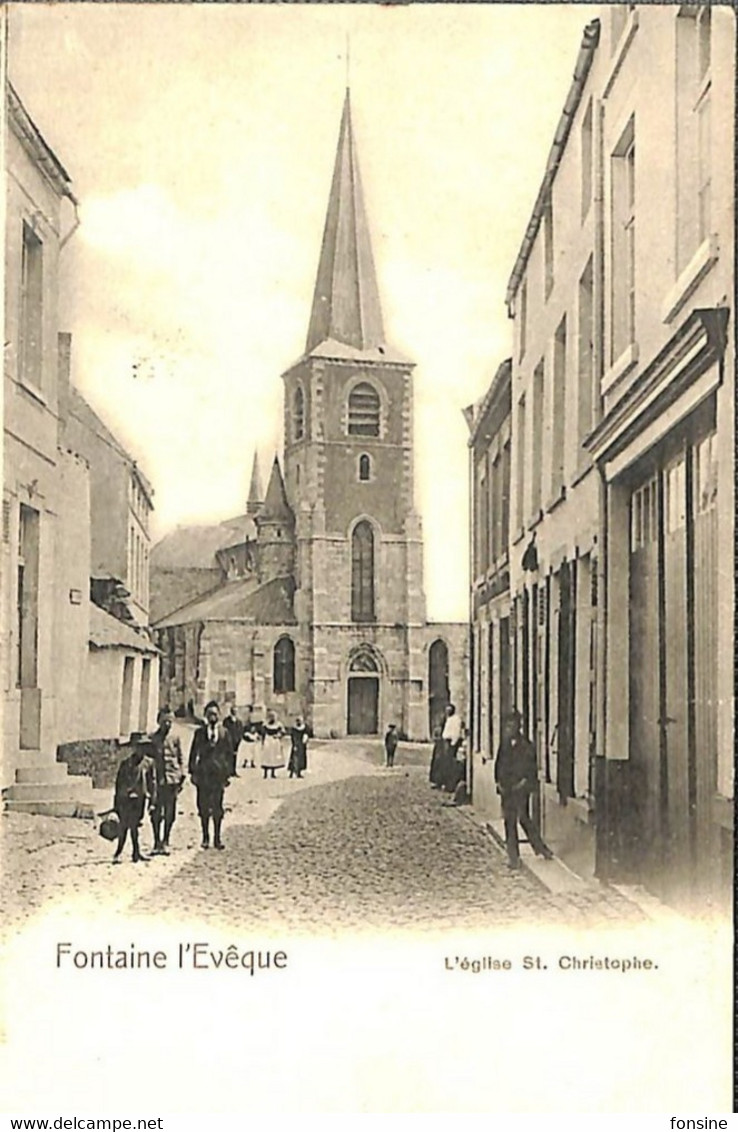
left=358, top=453, right=371, bottom=482
left=349, top=648, right=379, bottom=673
left=273, top=636, right=295, bottom=693
left=294, top=386, right=305, bottom=441
left=348, top=382, right=380, bottom=437
left=351, top=520, right=375, bottom=623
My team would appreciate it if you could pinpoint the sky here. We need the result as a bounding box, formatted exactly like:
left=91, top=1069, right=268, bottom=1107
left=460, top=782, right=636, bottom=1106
left=7, top=1, right=599, bottom=621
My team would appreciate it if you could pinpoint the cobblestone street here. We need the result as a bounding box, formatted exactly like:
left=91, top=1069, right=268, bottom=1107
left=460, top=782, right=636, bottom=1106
left=2, top=737, right=640, bottom=936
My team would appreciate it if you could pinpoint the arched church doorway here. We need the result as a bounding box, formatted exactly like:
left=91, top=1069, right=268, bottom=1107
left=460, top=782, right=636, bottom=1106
left=347, top=648, right=380, bottom=735
left=428, top=638, right=450, bottom=736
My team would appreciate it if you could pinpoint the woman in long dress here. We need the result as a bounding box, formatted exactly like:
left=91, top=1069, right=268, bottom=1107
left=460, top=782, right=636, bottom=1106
left=429, top=724, right=445, bottom=788
left=260, top=710, right=285, bottom=779
left=288, top=716, right=309, bottom=779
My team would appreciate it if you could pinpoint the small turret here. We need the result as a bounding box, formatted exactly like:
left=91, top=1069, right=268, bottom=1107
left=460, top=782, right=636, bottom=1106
left=255, top=456, right=295, bottom=583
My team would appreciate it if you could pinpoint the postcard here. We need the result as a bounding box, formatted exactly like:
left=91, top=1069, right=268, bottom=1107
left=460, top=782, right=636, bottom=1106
left=1, top=1, right=734, bottom=1116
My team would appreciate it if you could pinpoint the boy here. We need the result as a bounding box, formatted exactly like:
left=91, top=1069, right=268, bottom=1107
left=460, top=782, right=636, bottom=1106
left=384, top=723, right=399, bottom=768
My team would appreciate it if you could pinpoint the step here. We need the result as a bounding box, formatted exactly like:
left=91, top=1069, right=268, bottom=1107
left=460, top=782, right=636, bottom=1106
left=15, top=764, right=74, bottom=785
left=3, top=779, right=94, bottom=802
left=4, top=798, right=96, bottom=819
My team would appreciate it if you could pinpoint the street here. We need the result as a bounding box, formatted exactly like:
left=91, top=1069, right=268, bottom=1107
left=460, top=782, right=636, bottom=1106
left=1, top=735, right=640, bottom=935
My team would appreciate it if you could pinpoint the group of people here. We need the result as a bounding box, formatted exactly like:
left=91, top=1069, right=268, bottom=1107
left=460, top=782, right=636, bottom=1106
left=429, top=703, right=466, bottom=794
left=110, top=700, right=311, bottom=864
left=428, top=702, right=554, bottom=870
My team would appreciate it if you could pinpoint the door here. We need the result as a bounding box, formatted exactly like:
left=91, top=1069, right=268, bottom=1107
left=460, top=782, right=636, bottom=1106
left=18, top=505, right=41, bottom=749
left=347, top=677, right=379, bottom=735
left=556, top=561, right=576, bottom=800
left=138, top=658, right=152, bottom=731
left=428, top=638, right=450, bottom=736
left=120, top=656, right=135, bottom=737
left=629, top=474, right=662, bottom=886
left=662, top=452, right=690, bottom=897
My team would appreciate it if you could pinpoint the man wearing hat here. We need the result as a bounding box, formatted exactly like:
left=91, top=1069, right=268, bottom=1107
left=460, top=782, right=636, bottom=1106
left=188, top=700, right=233, bottom=850
left=112, top=733, right=157, bottom=865
left=149, top=707, right=185, bottom=855
left=494, top=709, right=554, bottom=870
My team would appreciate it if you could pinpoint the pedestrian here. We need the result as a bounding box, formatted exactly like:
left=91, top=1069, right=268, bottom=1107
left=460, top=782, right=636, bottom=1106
left=188, top=700, right=233, bottom=850
left=148, top=707, right=185, bottom=855
left=440, top=703, right=463, bottom=791
left=260, top=709, right=285, bottom=779
left=112, top=735, right=156, bottom=865
left=429, top=723, right=445, bottom=788
left=384, top=723, right=399, bottom=768
left=288, top=715, right=309, bottom=778
left=222, top=703, right=244, bottom=777
left=494, top=709, right=554, bottom=870
left=242, top=705, right=259, bottom=769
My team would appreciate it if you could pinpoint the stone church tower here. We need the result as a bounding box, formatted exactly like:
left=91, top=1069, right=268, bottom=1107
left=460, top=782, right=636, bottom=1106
left=282, top=90, right=429, bottom=738
left=154, top=91, right=467, bottom=739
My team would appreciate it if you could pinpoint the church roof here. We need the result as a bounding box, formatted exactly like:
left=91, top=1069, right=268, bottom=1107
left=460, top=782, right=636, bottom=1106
left=257, top=457, right=293, bottom=524
left=154, top=575, right=296, bottom=628
left=306, top=90, right=386, bottom=355
left=151, top=514, right=257, bottom=569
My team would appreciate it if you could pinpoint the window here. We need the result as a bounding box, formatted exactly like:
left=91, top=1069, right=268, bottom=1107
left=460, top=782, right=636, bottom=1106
left=551, top=316, right=567, bottom=498
left=543, top=201, right=554, bottom=298
left=630, top=477, right=658, bottom=552
left=501, top=441, right=511, bottom=552
left=515, top=395, right=526, bottom=531
left=351, top=520, right=375, bottom=622
left=358, top=453, right=371, bottom=482
left=581, top=100, right=593, bottom=222
left=20, top=223, right=43, bottom=388
left=348, top=382, right=380, bottom=437
left=676, top=6, right=712, bottom=270
left=477, top=460, right=489, bottom=575
left=519, top=280, right=528, bottom=360
left=294, top=385, right=305, bottom=441
left=611, top=118, right=635, bottom=362
left=273, top=636, right=295, bottom=694
left=577, top=258, right=594, bottom=452
left=697, top=89, right=711, bottom=244
left=531, top=360, right=544, bottom=518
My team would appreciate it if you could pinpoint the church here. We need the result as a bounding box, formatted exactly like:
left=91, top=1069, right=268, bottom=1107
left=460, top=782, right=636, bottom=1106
left=154, top=92, right=467, bottom=740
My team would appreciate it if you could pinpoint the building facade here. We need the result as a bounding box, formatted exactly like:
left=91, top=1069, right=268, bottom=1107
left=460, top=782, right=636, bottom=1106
left=465, top=360, right=513, bottom=817
left=59, top=333, right=155, bottom=628
left=469, top=5, right=734, bottom=906
left=2, top=84, right=159, bottom=812
left=156, top=92, right=468, bottom=739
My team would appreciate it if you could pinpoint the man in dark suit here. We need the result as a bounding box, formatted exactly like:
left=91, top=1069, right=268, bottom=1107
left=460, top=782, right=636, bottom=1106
left=188, top=700, right=233, bottom=850
left=494, top=709, right=554, bottom=870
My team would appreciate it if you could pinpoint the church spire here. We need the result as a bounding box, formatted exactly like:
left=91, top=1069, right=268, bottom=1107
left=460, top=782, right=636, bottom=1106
left=246, top=452, right=264, bottom=516
left=306, top=89, right=385, bottom=354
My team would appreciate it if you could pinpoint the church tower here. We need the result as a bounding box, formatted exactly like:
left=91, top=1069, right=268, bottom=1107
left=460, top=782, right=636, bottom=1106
left=281, top=91, right=428, bottom=739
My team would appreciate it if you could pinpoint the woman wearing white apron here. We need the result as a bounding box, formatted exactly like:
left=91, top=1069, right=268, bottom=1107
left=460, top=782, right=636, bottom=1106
left=260, top=710, right=285, bottom=779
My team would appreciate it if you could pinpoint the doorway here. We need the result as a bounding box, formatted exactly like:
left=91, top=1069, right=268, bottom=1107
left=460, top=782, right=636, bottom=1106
left=347, top=648, right=380, bottom=735
left=428, top=638, right=450, bottom=736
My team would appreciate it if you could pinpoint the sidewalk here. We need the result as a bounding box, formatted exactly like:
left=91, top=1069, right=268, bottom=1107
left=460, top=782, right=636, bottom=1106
left=459, top=801, right=684, bottom=924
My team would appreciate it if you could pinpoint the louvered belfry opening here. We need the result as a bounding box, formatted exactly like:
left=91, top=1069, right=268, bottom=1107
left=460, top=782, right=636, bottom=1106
left=348, top=382, right=380, bottom=437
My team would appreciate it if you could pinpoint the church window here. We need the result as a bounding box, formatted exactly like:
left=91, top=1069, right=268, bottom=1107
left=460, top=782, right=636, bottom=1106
left=358, top=454, right=371, bottom=482
left=349, top=648, right=379, bottom=673
left=351, top=520, right=375, bottom=623
left=273, top=636, right=295, bottom=694
left=294, top=386, right=305, bottom=441
left=348, top=382, right=380, bottom=437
